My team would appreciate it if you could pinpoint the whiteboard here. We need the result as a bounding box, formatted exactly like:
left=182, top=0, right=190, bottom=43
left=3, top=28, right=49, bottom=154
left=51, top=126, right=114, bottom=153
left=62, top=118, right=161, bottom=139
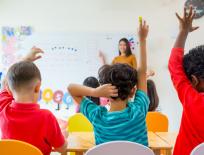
left=1, top=29, right=137, bottom=119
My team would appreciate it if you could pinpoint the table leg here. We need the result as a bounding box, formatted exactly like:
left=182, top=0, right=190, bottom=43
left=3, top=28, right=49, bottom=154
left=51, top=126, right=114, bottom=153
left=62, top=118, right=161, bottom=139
left=75, top=152, right=84, bottom=155
left=153, top=149, right=160, bottom=155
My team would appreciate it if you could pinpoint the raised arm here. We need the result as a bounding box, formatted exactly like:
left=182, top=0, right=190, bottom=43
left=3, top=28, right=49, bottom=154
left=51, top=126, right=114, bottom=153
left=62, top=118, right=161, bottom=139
left=98, top=51, right=106, bottom=65
left=68, top=84, right=118, bottom=103
left=168, top=6, right=200, bottom=106
left=0, top=47, right=44, bottom=109
left=137, top=20, right=149, bottom=93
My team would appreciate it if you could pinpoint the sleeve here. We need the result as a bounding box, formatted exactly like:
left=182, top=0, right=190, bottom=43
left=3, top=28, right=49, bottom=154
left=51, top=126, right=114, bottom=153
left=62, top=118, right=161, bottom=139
left=46, top=113, right=65, bottom=148
left=168, top=48, right=201, bottom=107
left=131, top=55, right=137, bottom=69
left=0, top=89, right=14, bottom=112
left=132, top=90, right=150, bottom=115
left=112, top=57, right=116, bottom=65
left=80, top=97, right=99, bottom=122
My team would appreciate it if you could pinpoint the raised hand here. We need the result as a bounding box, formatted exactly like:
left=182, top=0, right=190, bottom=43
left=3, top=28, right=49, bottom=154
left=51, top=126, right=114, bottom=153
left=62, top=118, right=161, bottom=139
left=23, top=46, right=44, bottom=62
left=176, top=6, right=199, bottom=33
left=138, top=20, right=149, bottom=41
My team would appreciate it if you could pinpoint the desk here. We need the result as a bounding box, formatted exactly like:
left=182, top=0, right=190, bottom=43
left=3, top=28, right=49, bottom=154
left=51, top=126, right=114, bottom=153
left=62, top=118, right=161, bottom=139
left=155, top=132, right=178, bottom=148
left=65, top=132, right=173, bottom=155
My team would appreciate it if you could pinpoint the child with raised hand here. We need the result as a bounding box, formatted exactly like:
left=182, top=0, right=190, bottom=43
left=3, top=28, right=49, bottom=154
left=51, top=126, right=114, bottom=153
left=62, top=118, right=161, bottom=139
left=68, top=20, right=149, bottom=146
left=0, top=47, right=67, bottom=155
left=168, top=6, right=203, bottom=155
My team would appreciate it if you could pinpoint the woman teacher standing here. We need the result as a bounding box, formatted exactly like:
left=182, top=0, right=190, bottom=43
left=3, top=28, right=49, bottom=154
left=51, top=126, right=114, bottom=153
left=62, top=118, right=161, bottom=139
left=99, top=38, right=137, bottom=69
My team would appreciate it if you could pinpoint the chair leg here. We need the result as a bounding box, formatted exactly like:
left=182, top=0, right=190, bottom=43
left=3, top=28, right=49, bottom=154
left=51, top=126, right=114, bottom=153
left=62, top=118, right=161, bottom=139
left=166, top=149, right=172, bottom=155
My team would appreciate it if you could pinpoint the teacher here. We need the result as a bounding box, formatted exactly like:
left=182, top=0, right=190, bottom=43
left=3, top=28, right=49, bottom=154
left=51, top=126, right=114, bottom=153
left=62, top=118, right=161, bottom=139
left=99, top=38, right=137, bottom=69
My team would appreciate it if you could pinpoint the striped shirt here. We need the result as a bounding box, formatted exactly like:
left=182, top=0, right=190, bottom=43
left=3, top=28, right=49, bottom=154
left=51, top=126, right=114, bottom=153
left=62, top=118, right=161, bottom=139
left=80, top=90, right=149, bottom=146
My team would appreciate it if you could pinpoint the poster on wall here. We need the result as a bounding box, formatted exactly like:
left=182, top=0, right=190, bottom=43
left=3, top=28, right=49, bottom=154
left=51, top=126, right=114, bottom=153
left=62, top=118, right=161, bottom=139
left=1, top=27, right=137, bottom=120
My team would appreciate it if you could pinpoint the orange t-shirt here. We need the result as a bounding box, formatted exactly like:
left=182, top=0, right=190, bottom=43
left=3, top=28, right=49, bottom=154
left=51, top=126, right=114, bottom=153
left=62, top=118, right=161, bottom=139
left=112, top=54, right=137, bottom=69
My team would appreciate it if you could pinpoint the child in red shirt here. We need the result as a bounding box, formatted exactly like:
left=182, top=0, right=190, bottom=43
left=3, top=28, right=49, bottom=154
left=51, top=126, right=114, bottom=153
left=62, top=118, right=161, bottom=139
left=168, top=7, right=202, bottom=155
left=0, top=47, right=67, bottom=155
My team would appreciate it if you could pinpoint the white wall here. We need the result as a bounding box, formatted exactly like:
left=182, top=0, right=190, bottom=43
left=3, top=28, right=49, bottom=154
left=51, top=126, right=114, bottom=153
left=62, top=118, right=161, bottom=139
left=0, top=0, right=204, bottom=131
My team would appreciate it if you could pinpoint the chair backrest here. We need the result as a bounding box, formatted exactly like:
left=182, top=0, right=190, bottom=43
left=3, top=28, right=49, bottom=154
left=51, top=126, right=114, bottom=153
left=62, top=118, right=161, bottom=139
left=146, top=112, right=168, bottom=132
left=0, top=139, right=43, bottom=155
left=85, top=141, right=154, bottom=155
left=191, top=143, right=204, bottom=155
left=67, top=113, right=93, bottom=132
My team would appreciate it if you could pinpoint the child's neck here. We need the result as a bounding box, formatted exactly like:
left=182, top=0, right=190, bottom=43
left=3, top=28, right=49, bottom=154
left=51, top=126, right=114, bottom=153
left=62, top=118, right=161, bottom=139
left=14, top=94, right=37, bottom=104
left=109, top=99, right=128, bottom=112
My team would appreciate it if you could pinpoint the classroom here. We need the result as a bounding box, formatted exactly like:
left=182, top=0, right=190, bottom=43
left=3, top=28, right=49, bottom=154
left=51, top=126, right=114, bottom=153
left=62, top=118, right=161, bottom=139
left=0, top=0, right=204, bottom=155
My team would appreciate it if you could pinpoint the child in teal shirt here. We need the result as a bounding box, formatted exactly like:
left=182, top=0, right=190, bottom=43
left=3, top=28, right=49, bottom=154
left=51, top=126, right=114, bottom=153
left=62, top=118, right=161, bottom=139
left=68, top=20, right=149, bottom=146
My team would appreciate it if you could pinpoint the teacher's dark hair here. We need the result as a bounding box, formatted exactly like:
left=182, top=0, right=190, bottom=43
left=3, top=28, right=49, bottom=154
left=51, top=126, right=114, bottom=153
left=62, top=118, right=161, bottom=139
left=119, top=38, right=132, bottom=57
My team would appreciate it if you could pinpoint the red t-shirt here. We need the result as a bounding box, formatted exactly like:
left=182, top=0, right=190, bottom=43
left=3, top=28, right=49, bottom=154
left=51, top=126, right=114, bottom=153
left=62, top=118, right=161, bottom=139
left=0, top=89, right=65, bottom=155
left=169, top=48, right=204, bottom=155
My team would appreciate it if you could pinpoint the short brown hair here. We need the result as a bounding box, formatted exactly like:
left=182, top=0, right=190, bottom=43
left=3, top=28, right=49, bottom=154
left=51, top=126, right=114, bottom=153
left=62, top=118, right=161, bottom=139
left=6, top=61, right=41, bottom=91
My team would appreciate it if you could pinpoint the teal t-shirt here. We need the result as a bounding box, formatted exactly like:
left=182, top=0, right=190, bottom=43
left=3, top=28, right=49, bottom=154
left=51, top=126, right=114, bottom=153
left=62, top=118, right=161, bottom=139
left=80, top=90, right=150, bottom=146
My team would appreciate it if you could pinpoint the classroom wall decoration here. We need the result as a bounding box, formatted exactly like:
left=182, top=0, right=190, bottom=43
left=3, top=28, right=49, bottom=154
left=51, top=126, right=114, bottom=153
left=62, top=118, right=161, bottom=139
left=185, top=0, right=204, bottom=19
left=1, top=29, right=137, bottom=120
left=2, top=26, right=32, bottom=66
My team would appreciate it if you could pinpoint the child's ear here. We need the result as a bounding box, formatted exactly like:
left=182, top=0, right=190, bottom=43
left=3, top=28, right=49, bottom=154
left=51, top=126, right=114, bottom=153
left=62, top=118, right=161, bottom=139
left=6, top=85, right=13, bottom=96
left=34, top=82, right=41, bottom=93
left=191, top=75, right=199, bottom=87
left=129, top=87, right=137, bottom=98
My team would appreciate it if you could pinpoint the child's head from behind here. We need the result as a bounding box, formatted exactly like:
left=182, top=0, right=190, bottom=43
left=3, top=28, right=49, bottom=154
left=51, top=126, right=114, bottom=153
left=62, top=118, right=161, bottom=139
left=183, top=45, right=204, bottom=92
left=83, top=76, right=100, bottom=105
left=6, top=61, right=41, bottom=102
left=83, top=76, right=100, bottom=89
left=98, top=63, right=137, bottom=101
left=118, top=38, right=132, bottom=57
left=147, top=79, right=159, bottom=111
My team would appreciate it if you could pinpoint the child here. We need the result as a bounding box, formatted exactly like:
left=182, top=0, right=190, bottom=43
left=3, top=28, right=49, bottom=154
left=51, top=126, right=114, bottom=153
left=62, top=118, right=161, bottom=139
left=0, top=47, right=67, bottom=155
left=83, top=76, right=100, bottom=105
left=147, top=79, right=159, bottom=111
left=68, top=20, right=149, bottom=146
left=99, top=38, right=137, bottom=69
left=168, top=6, right=202, bottom=155
left=83, top=76, right=110, bottom=107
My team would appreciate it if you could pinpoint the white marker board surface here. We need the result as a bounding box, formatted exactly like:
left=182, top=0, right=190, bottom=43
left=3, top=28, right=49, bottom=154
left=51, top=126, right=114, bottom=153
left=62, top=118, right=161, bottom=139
left=1, top=30, right=137, bottom=119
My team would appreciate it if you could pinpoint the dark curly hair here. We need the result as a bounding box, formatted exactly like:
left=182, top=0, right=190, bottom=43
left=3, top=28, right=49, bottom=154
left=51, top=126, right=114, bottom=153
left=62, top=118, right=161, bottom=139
left=98, top=63, right=137, bottom=100
left=118, top=38, right=132, bottom=57
left=83, top=76, right=100, bottom=105
left=183, top=45, right=204, bottom=81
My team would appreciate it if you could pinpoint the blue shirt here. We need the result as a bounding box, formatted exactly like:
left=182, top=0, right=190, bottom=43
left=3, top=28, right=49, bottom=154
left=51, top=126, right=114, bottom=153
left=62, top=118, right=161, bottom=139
left=80, top=90, right=149, bottom=146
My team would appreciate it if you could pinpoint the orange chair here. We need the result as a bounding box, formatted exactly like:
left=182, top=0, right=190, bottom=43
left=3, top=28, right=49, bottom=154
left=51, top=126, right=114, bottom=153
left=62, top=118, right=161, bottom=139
left=0, top=139, right=43, bottom=155
left=146, top=112, right=169, bottom=132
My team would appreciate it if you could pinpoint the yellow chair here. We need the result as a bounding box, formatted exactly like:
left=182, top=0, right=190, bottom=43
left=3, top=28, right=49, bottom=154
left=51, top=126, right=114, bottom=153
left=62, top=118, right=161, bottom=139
left=67, top=113, right=93, bottom=132
left=67, top=113, right=93, bottom=155
left=0, top=139, right=43, bottom=155
left=146, top=112, right=169, bottom=132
